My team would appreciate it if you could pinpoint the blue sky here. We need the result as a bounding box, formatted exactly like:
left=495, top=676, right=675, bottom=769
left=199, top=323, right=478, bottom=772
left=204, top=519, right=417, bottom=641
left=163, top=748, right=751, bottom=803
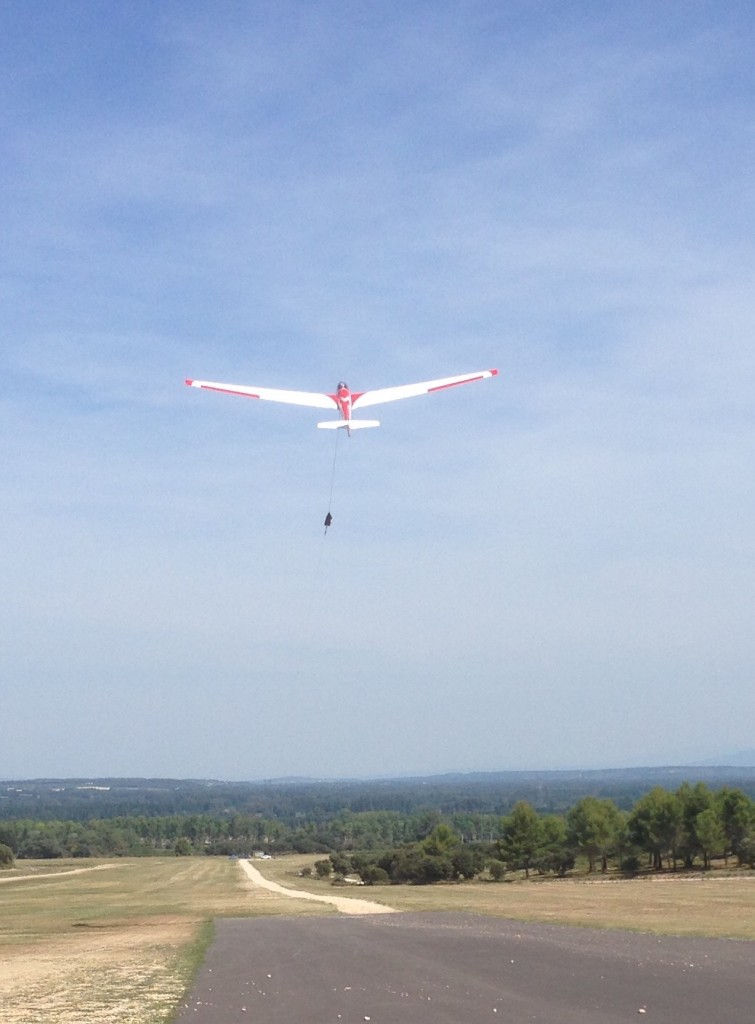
left=2, top=1, right=753, bottom=778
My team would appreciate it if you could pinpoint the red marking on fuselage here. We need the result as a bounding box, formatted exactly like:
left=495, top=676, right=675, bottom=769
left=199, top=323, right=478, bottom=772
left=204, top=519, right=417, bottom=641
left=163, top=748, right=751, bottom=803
left=334, top=382, right=352, bottom=421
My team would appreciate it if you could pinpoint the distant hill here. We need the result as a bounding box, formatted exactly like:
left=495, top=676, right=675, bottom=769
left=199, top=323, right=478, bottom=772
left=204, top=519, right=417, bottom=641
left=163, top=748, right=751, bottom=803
left=1, top=765, right=753, bottom=822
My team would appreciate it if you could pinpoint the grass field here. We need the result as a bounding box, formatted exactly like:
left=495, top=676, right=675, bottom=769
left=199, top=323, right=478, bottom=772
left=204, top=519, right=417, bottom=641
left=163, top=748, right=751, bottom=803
left=259, top=854, right=755, bottom=940
left=0, top=857, right=327, bottom=1024
left=1, top=856, right=752, bottom=1023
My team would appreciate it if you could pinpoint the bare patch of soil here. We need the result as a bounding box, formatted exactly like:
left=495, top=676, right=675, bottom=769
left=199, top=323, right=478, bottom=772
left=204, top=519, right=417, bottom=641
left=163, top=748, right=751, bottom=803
left=239, top=858, right=396, bottom=914
left=0, top=864, right=121, bottom=885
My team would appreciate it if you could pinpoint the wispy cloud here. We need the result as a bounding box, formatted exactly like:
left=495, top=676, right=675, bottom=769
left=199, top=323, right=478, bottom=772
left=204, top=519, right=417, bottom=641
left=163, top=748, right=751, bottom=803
left=1, top=2, right=753, bottom=776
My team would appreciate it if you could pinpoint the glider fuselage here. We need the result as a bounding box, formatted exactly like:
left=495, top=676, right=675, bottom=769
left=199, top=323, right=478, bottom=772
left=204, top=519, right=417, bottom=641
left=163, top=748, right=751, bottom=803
left=333, top=382, right=358, bottom=423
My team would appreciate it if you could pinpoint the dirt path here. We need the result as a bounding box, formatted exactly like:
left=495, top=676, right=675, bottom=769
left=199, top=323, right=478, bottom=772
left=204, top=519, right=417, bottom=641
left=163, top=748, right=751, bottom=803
left=239, top=859, right=395, bottom=915
left=0, top=863, right=121, bottom=885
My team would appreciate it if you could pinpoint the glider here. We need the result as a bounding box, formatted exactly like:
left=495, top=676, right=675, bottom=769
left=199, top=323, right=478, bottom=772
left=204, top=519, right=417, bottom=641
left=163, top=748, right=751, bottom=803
left=185, top=369, right=498, bottom=434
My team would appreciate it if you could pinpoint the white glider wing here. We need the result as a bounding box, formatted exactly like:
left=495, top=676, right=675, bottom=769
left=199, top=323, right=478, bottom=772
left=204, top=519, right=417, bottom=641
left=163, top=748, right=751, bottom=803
left=352, top=368, right=498, bottom=409
left=185, top=379, right=337, bottom=411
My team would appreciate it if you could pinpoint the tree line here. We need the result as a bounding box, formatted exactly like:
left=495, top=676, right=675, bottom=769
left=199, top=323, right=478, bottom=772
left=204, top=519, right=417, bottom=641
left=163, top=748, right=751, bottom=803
left=319, top=783, right=753, bottom=885
left=1, top=784, right=752, bottom=881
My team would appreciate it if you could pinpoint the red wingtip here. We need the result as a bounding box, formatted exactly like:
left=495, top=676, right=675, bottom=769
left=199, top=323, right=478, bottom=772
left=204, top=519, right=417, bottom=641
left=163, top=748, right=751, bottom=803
left=185, top=378, right=194, bottom=386
left=490, top=368, right=499, bottom=376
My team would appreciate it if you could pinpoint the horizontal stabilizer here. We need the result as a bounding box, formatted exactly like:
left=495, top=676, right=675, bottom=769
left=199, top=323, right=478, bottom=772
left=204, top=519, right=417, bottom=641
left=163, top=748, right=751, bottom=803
left=317, top=419, right=380, bottom=430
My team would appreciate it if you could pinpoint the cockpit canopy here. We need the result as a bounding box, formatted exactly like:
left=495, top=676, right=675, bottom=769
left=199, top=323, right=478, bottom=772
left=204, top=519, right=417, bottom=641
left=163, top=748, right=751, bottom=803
left=337, top=381, right=349, bottom=392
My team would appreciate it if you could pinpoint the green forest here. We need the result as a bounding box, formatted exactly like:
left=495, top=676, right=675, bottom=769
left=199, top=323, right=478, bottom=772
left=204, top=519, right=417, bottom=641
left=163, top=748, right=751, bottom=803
left=1, top=775, right=752, bottom=883
left=3, top=766, right=754, bottom=822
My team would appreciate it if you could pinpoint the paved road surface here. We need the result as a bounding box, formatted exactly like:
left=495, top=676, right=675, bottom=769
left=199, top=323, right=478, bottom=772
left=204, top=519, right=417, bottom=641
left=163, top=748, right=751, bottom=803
left=176, top=912, right=753, bottom=1023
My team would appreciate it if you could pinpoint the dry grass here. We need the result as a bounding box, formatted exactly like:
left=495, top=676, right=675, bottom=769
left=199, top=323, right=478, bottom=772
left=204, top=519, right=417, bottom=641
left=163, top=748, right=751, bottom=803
left=0, top=857, right=326, bottom=1024
left=258, top=854, right=755, bottom=940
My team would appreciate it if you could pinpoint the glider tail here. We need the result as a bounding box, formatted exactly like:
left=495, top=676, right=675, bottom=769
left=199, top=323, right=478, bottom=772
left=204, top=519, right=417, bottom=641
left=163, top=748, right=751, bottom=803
left=317, top=419, right=380, bottom=430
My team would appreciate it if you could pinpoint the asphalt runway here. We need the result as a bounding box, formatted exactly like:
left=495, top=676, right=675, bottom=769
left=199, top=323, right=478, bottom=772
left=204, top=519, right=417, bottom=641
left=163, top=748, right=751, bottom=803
left=176, top=912, right=753, bottom=1023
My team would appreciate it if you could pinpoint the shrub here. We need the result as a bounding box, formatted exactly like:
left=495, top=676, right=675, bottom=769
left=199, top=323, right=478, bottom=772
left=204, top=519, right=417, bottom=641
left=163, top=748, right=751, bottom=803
left=451, top=846, right=485, bottom=880
left=488, top=859, right=506, bottom=881
left=329, top=852, right=350, bottom=875
left=359, top=864, right=389, bottom=885
left=620, top=854, right=641, bottom=876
